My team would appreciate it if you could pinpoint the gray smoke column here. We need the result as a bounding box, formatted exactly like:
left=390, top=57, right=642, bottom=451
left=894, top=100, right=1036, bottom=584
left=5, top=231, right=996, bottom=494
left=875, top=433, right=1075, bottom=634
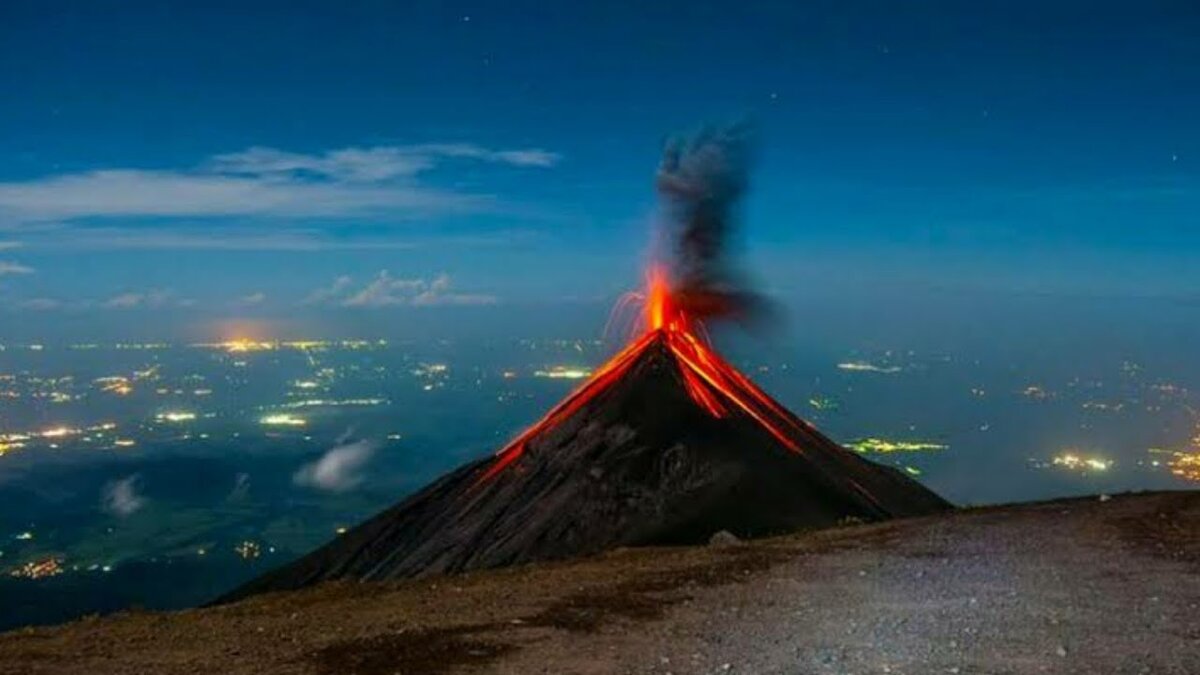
left=656, top=124, right=766, bottom=324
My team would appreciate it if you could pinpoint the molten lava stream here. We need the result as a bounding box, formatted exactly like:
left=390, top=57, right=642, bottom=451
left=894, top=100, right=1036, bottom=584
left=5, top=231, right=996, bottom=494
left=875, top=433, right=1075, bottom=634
left=665, top=331, right=803, bottom=454
left=679, top=364, right=728, bottom=418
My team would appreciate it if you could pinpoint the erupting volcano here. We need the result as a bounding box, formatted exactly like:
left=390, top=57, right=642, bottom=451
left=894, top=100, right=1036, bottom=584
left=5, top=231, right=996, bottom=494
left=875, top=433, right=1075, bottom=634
left=221, top=129, right=950, bottom=603
left=222, top=266, right=949, bottom=602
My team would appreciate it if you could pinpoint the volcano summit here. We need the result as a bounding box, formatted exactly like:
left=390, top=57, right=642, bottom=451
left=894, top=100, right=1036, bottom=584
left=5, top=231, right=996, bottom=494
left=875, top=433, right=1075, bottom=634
left=223, top=269, right=950, bottom=602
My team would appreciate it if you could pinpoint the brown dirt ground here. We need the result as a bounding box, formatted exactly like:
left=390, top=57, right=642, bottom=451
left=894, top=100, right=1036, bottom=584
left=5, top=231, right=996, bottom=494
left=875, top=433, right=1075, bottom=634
left=2, top=491, right=1198, bottom=675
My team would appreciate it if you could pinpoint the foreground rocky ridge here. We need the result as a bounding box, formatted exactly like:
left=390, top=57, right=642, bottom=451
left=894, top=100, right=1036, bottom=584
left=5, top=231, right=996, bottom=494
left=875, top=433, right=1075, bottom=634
left=2, top=491, right=1198, bottom=675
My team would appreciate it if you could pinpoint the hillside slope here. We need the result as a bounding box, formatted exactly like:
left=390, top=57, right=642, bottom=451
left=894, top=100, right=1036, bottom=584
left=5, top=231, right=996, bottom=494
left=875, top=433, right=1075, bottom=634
left=2, top=491, right=1197, bottom=675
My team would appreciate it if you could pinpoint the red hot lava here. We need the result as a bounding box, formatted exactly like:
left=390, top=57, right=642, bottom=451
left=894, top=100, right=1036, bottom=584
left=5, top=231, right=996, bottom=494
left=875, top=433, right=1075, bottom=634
left=479, top=265, right=807, bottom=483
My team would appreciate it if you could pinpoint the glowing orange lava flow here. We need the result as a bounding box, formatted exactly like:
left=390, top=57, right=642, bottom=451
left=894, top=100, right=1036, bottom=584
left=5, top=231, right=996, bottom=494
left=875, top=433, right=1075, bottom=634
left=479, top=264, right=807, bottom=484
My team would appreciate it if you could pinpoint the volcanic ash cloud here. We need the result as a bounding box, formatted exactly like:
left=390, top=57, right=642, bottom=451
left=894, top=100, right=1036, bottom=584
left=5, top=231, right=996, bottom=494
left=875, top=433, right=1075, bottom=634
left=656, top=124, right=766, bottom=325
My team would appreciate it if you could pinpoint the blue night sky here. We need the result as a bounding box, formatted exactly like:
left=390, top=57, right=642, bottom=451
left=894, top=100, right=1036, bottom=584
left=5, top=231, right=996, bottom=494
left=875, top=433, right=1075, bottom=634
left=0, top=1, right=1197, bottom=340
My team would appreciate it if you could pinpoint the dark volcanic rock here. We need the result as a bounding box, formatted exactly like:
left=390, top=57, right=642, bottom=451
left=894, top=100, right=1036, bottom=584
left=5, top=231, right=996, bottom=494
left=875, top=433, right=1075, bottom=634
left=221, top=335, right=950, bottom=602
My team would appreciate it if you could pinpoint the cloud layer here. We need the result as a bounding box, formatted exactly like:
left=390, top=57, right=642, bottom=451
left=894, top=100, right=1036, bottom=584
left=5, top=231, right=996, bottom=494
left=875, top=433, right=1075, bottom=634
left=0, top=260, right=33, bottom=276
left=102, top=475, right=146, bottom=517
left=308, top=272, right=496, bottom=307
left=102, top=289, right=192, bottom=309
left=0, top=143, right=558, bottom=225
left=293, top=440, right=377, bottom=492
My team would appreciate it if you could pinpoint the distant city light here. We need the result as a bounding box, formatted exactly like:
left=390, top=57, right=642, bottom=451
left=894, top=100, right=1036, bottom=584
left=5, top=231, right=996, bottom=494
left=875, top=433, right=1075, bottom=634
left=534, top=366, right=592, bottom=380
left=234, top=540, right=262, bottom=560
left=222, top=339, right=276, bottom=353
left=155, top=411, right=196, bottom=423
left=1149, top=427, right=1200, bottom=482
left=260, top=414, right=306, bottom=427
left=808, top=396, right=838, bottom=411
left=1021, top=385, right=1051, bottom=400
left=96, top=377, right=133, bottom=396
left=39, top=426, right=75, bottom=438
left=848, top=438, right=948, bottom=454
left=837, top=361, right=901, bottom=374
left=1052, top=452, right=1113, bottom=473
left=1168, top=452, right=1200, bottom=481
left=279, top=398, right=386, bottom=409
left=9, top=558, right=62, bottom=580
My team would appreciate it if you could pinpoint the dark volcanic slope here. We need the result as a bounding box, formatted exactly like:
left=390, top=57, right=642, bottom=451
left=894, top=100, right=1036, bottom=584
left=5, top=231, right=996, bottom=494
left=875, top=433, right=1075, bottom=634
left=223, top=336, right=949, bottom=602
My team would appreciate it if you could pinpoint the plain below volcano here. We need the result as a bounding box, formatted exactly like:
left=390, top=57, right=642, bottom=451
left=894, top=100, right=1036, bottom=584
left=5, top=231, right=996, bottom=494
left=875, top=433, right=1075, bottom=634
left=221, top=331, right=950, bottom=603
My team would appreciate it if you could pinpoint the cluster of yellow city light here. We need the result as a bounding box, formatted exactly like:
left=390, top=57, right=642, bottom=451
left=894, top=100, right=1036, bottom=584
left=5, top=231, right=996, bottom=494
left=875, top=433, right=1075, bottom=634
left=155, top=411, right=197, bottom=423
left=40, top=426, right=75, bottom=438
left=1168, top=452, right=1200, bottom=481
left=260, top=410, right=307, bottom=425
left=533, top=366, right=592, bottom=380
left=8, top=558, right=63, bottom=580
left=1052, top=452, right=1113, bottom=473
left=278, top=398, right=386, bottom=409
left=0, top=432, right=31, bottom=455
left=1, top=422, right=119, bottom=455
left=95, top=376, right=133, bottom=396
left=848, top=438, right=948, bottom=454
left=234, top=540, right=262, bottom=560
left=192, top=339, right=386, bottom=353
left=1149, top=426, right=1200, bottom=482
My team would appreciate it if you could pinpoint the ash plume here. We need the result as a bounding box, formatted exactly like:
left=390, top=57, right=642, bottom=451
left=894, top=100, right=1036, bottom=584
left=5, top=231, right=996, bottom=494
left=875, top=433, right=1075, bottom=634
left=656, top=124, right=767, bottom=324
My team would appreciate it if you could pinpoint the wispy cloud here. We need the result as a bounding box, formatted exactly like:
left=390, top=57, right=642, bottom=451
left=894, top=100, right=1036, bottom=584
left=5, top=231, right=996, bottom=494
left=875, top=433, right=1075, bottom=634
left=21, top=227, right=531, bottom=252
left=293, top=440, right=377, bottom=492
left=309, top=271, right=497, bottom=308
left=102, top=475, right=146, bottom=517
left=210, top=143, right=559, bottom=181
left=0, top=143, right=558, bottom=225
left=4, top=291, right=193, bottom=312
left=18, top=297, right=62, bottom=310
left=304, top=275, right=355, bottom=305
left=102, top=289, right=191, bottom=309
left=23, top=228, right=426, bottom=252
left=233, top=291, right=267, bottom=307
left=0, top=169, right=477, bottom=222
left=0, top=241, right=19, bottom=251
left=0, top=261, right=33, bottom=275
left=227, top=472, right=251, bottom=502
